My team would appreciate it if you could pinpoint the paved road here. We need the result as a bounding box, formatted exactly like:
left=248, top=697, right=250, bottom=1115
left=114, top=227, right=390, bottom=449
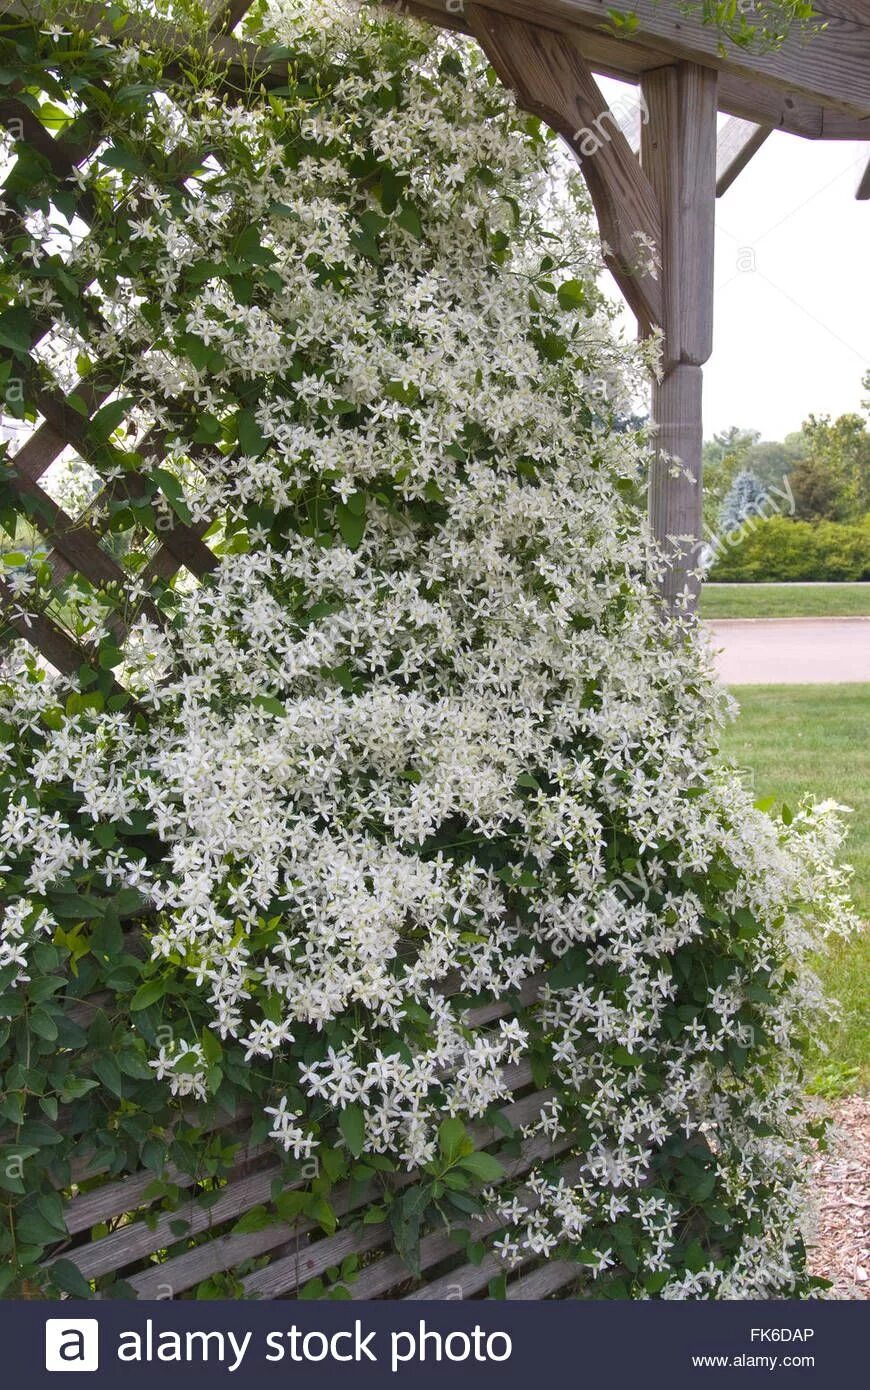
left=704, top=618, right=870, bottom=685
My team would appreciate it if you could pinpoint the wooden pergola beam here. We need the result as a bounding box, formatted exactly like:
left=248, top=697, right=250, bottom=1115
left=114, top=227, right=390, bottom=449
left=409, top=0, right=870, bottom=118
left=465, top=6, right=662, bottom=332
left=396, top=0, right=870, bottom=139
left=716, top=117, right=773, bottom=197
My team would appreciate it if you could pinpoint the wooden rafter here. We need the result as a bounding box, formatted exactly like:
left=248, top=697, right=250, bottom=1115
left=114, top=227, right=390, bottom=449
left=394, top=0, right=870, bottom=140
left=465, top=5, right=663, bottom=332
left=408, top=0, right=870, bottom=118
left=716, top=117, right=773, bottom=196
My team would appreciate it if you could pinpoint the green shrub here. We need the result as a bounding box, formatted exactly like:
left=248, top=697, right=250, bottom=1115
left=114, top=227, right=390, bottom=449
left=710, top=515, right=870, bottom=582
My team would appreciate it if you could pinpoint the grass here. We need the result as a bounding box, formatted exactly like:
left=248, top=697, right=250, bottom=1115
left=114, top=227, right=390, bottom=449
left=720, top=685, right=869, bottom=1095
left=701, top=583, right=870, bottom=620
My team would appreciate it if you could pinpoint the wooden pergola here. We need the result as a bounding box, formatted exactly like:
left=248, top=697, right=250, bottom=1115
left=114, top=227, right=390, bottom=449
left=386, top=0, right=870, bottom=608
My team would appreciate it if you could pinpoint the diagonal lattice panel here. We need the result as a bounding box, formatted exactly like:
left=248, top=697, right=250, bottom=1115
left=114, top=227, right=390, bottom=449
left=0, top=0, right=259, bottom=678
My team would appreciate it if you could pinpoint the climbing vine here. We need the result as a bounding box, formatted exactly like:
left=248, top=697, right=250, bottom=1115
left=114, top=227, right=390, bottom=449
left=0, top=0, right=856, bottom=1299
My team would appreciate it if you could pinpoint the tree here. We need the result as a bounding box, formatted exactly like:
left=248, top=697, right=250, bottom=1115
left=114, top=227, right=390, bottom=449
left=719, top=470, right=769, bottom=532
left=800, top=412, right=870, bottom=523
left=789, top=456, right=846, bottom=522
left=743, top=431, right=808, bottom=492
left=701, top=427, right=758, bottom=529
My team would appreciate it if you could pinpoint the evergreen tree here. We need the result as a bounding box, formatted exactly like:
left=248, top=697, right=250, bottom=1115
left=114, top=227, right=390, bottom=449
left=719, top=470, right=768, bottom=532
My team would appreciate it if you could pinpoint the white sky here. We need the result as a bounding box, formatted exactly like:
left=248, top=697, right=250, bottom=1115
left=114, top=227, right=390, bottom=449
left=598, top=79, right=870, bottom=443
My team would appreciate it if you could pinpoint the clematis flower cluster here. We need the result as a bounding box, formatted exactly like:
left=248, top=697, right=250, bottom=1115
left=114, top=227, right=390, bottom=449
left=0, top=0, right=858, bottom=1298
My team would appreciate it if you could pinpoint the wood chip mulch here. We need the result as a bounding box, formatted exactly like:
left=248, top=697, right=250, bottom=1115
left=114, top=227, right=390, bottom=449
left=806, top=1096, right=869, bottom=1299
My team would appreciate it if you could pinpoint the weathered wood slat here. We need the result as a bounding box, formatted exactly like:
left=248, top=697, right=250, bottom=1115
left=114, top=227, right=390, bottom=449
left=51, top=1062, right=539, bottom=1285
left=8, top=471, right=127, bottom=587
left=504, top=1259, right=579, bottom=1299
left=65, top=1133, right=267, bottom=1236
left=71, top=1085, right=552, bottom=1298
left=53, top=1160, right=286, bottom=1281
left=716, top=117, right=773, bottom=196
left=0, top=578, right=89, bottom=676
left=243, top=1110, right=568, bottom=1301
left=404, top=1248, right=507, bottom=1300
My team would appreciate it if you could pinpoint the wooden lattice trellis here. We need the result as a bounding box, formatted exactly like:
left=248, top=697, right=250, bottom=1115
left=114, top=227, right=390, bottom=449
left=0, top=6, right=230, bottom=689
left=47, top=979, right=576, bottom=1300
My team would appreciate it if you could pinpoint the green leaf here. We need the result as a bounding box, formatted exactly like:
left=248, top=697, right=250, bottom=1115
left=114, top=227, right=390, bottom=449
left=234, top=224, right=275, bottom=266
left=130, top=978, right=166, bottom=1011
left=16, top=1210, right=63, bottom=1246
left=59, top=1077, right=99, bottom=1103
left=611, top=1045, right=645, bottom=1068
left=539, top=332, right=567, bottom=363
left=339, top=1103, right=365, bottom=1158
left=336, top=499, right=366, bottom=550
left=98, top=644, right=124, bottom=670
left=684, top=1239, right=707, bottom=1273
left=152, top=467, right=192, bottom=524
left=233, top=1205, right=274, bottom=1234
left=200, top=1027, right=223, bottom=1065
left=549, top=948, right=589, bottom=990
left=0, top=306, right=33, bottom=355
left=253, top=695, right=287, bottom=718
left=457, top=1151, right=505, bottom=1184
left=89, top=397, right=134, bottom=441
left=272, top=1186, right=305, bottom=1221
left=92, top=1053, right=123, bottom=1097
left=557, top=279, right=586, bottom=311
left=305, top=1195, right=337, bottom=1236
left=50, top=1258, right=92, bottom=1299
left=690, top=1170, right=717, bottom=1203
left=48, top=893, right=105, bottom=921
left=30, top=1007, right=58, bottom=1041
left=99, top=143, right=147, bottom=175
left=396, top=201, right=423, bottom=239
left=516, top=772, right=541, bottom=790
left=237, top=408, right=267, bottom=457
left=177, top=332, right=213, bottom=371
left=438, top=1117, right=467, bottom=1163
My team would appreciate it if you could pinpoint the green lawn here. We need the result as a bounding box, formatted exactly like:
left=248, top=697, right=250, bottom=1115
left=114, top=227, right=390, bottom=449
left=720, top=685, right=869, bottom=1095
left=702, top=583, right=870, bottom=619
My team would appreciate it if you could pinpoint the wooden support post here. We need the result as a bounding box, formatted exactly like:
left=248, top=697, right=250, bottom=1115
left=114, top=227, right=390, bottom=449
left=641, top=62, right=718, bottom=612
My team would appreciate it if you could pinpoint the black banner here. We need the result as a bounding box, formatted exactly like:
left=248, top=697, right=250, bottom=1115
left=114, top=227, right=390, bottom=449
left=6, top=1298, right=865, bottom=1388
